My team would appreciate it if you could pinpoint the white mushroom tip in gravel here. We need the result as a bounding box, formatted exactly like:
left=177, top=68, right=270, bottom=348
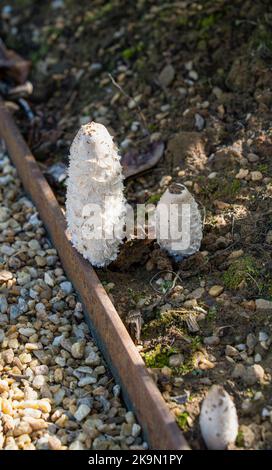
left=156, top=183, right=202, bottom=260
left=199, top=385, right=238, bottom=450
left=66, top=122, right=126, bottom=267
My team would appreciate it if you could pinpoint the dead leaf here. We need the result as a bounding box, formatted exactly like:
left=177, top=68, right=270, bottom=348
left=0, top=39, right=31, bottom=84
left=122, top=141, right=164, bottom=179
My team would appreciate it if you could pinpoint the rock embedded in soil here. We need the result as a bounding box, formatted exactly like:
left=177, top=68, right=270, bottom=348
left=187, top=287, right=205, bottom=299
left=232, top=363, right=246, bottom=379
left=251, top=171, right=263, bottom=182
left=225, top=344, right=239, bottom=357
left=242, top=365, right=265, bottom=385
left=204, top=336, right=220, bottom=346
left=195, top=113, right=205, bottom=131
left=188, top=70, right=198, bottom=81
left=169, top=354, right=184, bottom=367
left=258, top=331, right=268, bottom=342
left=255, top=299, right=272, bottom=311
left=158, top=64, right=175, bottom=88
left=236, top=168, right=249, bottom=179
left=247, top=153, right=259, bottom=163
left=209, top=285, right=224, bottom=297
left=246, top=333, right=257, bottom=352
left=228, top=249, right=244, bottom=260
left=265, top=230, right=272, bottom=244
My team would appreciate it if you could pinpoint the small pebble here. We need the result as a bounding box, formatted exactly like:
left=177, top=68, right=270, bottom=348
left=251, top=171, right=262, bottom=181
left=169, top=353, right=184, bottom=367
left=236, top=168, right=249, bottom=179
left=204, top=336, right=220, bottom=346
left=242, top=364, right=265, bottom=385
left=74, top=404, right=91, bottom=422
left=209, top=285, right=224, bottom=297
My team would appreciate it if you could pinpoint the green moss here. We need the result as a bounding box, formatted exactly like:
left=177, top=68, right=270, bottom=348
left=198, top=177, right=241, bottom=201
left=216, top=179, right=241, bottom=199
left=142, top=311, right=175, bottom=337
left=206, top=306, right=217, bottom=322
left=122, top=42, right=144, bottom=61
left=127, top=287, right=146, bottom=305
left=84, top=11, right=96, bottom=23
left=199, top=14, right=217, bottom=30
left=190, top=336, right=202, bottom=352
left=135, top=57, right=146, bottom=72
left=147, top=194, right=161, bottom=204
left=144, top=344, right=176, bottom=368
left=223, top=256, right=258, bottom=290
left=267, top=282, right=272, bottom=298
left=258, top=164, right=268, bottom=174
left=176, top=412, right=189, bottom=431
left=236, top=430, right=245, bottom=448
left=176, top=337, right=202, bottom=376
left=122, top=48, right=135, bottom=60
left=84, top=3, right=114, bottom=23
left=178, top=357, right=197, bottom=375
left=176, top=15, right=188, bottom=27
left=147, top=123, right=157, bottom=133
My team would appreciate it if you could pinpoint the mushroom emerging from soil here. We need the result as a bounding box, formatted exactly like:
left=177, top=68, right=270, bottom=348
left=66, top=122, right=126, bottom=267
left=199, top=385, right=239, bottom=450
left=156, top=183, right=202, bottom=260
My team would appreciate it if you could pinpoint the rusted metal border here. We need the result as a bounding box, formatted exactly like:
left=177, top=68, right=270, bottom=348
left=0, top=98, right=189, bottom=450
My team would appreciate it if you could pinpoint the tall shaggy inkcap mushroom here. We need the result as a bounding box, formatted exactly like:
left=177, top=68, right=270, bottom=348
left=156, top=183, right=202, bottom=260
left=66, top=122, right=126, bottom=267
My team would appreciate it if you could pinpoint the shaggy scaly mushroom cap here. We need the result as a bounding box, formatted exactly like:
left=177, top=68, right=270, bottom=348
left=156, top=183, right=202, bottom=259
left=66, top=122, right=126, bottom=267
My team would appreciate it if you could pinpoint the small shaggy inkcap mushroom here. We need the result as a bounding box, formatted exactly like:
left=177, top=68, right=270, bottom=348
left=66, top=122, right=126, bottom=267
left=156, top=183, right=202, bottom=260
left=199, top=385, right=238, bottom=450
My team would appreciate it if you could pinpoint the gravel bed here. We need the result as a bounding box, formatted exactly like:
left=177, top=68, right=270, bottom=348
left=0, top=145, right=146, bottom=450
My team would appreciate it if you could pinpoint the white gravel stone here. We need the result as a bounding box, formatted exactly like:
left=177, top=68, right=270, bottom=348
left=60, top=281, right=73, bottom=295
left=78, top=376, right=97, bottom=387
left=0, top=329, right=5, bottom=343
left=44, top=272, right=54, bottom=286
left=132, top=423, right=141, bottom=437
left=85, top=351, right=100, bottom=366
left=19, top=327, right=36, bottom=337
left=69, top=441, right=85, bottom=450
left=74, top=404, right=91, bottom=422
left=0, top=295, right=8, bottom=313
left=32, top=375, right=46, bottom=389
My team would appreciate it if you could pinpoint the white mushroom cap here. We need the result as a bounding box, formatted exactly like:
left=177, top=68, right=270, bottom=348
left=66, top=122, right=126, bottom=267
left=156, top=183, right=202, bottom=259
left=199, top=385, right=238, bottom=450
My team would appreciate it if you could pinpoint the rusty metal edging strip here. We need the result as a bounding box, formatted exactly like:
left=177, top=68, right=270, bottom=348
left=0, top=99, right=189, bottom=450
